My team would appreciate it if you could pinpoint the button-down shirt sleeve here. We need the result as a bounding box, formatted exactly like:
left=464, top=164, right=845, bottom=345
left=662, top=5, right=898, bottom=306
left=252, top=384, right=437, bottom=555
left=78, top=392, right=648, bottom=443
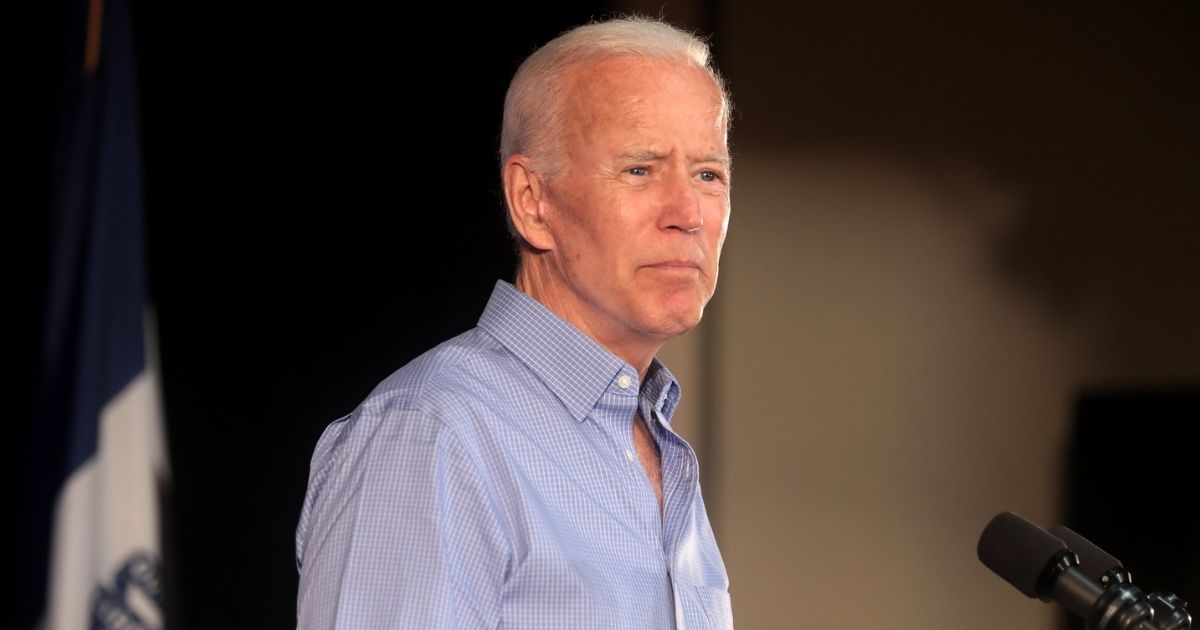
left=296, top=405, right=511, bottom=629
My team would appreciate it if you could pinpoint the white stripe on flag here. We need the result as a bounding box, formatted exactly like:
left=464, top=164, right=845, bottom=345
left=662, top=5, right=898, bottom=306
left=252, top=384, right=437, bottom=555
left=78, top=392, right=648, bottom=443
left=45, top=343, right=167, bottom=630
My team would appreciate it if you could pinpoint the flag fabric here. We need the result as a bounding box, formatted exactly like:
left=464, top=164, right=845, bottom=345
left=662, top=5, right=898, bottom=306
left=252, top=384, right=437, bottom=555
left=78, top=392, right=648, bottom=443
left=33, top=0, right=169, bottom=627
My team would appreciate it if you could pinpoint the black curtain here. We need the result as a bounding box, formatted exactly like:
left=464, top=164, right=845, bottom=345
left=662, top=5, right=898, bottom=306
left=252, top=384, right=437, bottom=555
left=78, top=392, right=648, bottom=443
left=1063, top=390, right=1199, bottom=630
left=23, top=4, right=608, bottom=628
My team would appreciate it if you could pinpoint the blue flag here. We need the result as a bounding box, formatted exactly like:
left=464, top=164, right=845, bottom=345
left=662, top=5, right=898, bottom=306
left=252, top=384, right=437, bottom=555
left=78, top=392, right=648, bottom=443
left=33, top=0, right=169, bottom=627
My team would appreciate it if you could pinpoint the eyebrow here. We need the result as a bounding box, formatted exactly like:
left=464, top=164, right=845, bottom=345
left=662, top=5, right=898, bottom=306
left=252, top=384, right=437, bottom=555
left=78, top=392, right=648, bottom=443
left=698, top=153, right=733, bottom=169
left=616, top=150, right=732, bottom=169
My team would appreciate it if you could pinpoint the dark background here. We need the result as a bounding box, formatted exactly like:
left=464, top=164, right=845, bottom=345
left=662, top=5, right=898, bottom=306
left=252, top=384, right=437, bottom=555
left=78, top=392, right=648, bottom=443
left=1063, top=392, right=1199, bottom=630
left=23, top=3, right=608, bottom=628
left=139, top=6, right=613, bottom=628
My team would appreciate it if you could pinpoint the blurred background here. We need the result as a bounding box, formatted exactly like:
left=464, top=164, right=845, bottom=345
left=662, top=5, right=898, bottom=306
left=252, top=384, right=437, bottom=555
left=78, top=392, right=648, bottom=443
left=19, top=0, right=1198, bottom=628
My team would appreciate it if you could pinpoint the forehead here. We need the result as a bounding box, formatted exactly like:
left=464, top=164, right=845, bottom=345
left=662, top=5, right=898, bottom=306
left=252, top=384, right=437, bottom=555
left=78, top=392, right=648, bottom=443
left=561, top=55, right=726, bottom=132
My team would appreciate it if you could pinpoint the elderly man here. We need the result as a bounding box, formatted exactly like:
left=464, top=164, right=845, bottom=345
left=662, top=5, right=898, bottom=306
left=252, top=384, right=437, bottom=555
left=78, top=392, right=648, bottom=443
left=296, top=17, right=733, bottom=629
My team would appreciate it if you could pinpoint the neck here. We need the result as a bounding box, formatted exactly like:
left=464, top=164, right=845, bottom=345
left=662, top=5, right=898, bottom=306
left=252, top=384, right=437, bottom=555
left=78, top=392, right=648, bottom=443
left=514, top=258, right=661, bottom=382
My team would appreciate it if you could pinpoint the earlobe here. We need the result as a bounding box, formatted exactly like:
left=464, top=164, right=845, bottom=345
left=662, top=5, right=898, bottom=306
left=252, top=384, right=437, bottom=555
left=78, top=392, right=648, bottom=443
left=503, top=156, right=556, bottom=251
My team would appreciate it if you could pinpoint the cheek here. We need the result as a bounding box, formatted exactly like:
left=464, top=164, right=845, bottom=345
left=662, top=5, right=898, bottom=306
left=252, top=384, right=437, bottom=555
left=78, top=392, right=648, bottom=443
left=707, top=217, right=729, bottom=249
left=710, top=204, right=731, bottom=248
left=550, top=208, right=605, bottom=266
left=562, top=232, right=619, bottom=283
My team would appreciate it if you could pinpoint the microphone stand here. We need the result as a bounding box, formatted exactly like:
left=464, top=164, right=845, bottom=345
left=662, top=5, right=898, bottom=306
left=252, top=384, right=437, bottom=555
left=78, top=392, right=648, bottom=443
left=1047, top=526, right=1191, bottom=630
left=1042, top=550, right=1161, bottom=630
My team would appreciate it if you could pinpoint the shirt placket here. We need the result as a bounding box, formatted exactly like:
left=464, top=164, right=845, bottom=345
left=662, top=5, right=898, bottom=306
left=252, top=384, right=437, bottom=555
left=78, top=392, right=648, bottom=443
left=592, top=373, right=663, bottom=540
left=648, top=398, right=700, bottom=629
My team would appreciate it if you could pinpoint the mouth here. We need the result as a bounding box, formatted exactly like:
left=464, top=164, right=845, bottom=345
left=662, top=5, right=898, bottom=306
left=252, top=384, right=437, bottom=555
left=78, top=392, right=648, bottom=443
left=645, top=260, right=702, bottom=270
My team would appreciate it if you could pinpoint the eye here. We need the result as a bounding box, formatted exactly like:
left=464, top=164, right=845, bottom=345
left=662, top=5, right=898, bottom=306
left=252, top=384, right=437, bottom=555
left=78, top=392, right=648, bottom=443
left=627, top=166, right=649, bottom=176
left=698, top=170, right=721, bottom=182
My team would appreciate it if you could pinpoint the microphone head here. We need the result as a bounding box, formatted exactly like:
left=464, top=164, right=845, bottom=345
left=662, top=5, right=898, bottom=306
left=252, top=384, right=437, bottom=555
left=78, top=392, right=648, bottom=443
left=1049, top=525, right=1125, bottom=584
left=978, top=511, right=1071, bottom=598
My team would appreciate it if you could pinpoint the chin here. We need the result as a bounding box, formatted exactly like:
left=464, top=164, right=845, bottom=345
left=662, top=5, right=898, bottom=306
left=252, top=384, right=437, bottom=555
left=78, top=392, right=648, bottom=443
left=630, top=283, right=712, bottom=338
left=648, top=304, right=705, bottom=339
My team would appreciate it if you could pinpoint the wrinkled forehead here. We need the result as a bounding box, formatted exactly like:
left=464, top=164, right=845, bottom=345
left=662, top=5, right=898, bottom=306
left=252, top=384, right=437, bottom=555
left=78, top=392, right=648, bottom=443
left=560, top=55, right=728, bottom=132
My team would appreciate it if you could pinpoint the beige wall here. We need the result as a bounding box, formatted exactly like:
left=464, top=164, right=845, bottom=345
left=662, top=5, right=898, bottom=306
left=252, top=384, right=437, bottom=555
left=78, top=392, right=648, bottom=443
left=644, top=1, right=1199, bottom=627
left=711, top=153, right=1111, bottom=628
left=633, top=0, right=1195, bottom=624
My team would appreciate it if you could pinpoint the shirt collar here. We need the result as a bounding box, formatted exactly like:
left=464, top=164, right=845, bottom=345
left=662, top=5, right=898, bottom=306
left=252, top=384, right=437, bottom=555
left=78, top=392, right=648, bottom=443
left=643, top=358, right=683, bottom=425
left=477, top=280, right=680, bottom=423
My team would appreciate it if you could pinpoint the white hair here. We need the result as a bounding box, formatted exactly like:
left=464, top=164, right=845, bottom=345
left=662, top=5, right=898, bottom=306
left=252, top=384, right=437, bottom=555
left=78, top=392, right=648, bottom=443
left=499, top=17, right=732, bottom=242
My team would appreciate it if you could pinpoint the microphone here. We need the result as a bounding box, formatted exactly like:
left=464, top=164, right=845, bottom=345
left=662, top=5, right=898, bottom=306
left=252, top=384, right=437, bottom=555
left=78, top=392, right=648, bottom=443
left=978, top=511, right=1163, bottom=630
left=1049, top=525, right=1191, bottom=630
left=1049, top=525, right=1130, bottom=587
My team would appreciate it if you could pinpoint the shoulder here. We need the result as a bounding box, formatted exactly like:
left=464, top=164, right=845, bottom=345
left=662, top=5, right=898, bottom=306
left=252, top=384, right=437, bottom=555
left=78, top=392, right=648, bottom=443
left=363, top=326, right=523, bottom=427
left=296, top=326, right=520, bottom=566
left=307, top=326, right=525, bottom=472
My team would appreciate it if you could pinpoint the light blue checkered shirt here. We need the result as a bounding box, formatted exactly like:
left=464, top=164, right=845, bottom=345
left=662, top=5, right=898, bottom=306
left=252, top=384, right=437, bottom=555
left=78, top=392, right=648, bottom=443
left=296, top=280, right=732, bottom=629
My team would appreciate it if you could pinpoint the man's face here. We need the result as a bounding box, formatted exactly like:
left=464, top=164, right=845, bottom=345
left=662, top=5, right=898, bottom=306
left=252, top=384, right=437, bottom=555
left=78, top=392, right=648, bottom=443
left=539, top=55, right=731, bottom=347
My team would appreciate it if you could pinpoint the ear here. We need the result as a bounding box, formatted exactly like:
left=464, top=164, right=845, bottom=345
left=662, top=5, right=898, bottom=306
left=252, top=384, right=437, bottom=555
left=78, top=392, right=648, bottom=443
left=502, top=155, right=556, bottom=251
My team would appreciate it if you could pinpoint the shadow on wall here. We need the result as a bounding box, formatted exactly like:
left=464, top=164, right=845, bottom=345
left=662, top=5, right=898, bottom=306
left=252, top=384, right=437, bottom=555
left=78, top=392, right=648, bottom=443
left=715, top=150, right=1116, bottom=629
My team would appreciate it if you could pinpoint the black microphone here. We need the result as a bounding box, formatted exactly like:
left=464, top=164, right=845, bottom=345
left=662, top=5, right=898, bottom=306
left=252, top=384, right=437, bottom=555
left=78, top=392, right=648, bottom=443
left=1049, top=525, right=1191, bottom=630
left=978, top=511, right=1161, bottom=630
left=1049, top=525, right=1130, bottom=587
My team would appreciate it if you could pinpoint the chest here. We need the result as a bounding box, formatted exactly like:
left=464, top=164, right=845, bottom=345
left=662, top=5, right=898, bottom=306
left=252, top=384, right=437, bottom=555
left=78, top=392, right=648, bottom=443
left=476, top=398, right=731, bottom=627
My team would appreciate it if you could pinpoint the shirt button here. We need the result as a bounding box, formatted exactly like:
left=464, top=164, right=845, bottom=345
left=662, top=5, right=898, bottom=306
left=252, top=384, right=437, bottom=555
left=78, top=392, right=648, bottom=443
left=625, top=449, right=635, bottom=462
left=617, top=375, right=633, bottom=390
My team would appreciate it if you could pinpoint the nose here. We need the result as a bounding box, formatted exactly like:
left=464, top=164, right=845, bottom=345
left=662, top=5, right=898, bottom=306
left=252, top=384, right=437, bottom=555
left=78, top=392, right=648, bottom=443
left=658, top=166, right=703, bottom=234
